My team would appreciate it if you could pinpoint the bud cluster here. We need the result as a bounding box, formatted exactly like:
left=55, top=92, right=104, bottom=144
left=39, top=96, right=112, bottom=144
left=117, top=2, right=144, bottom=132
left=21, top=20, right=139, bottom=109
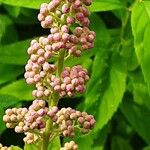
left=3, top=100, right=95, bottom=139
left=2, top=0, right=96, bottom=149
left=24, top=28, right=94, bottom=99
left=38, top=0, right=92, bottom=28
left=3, top=100, right=47, bottom=133
left=0, top=144, right=11, bottom=150
left=67, top=27, right=95, bottom=56
left=50, top=65, right=89, bottom=97
left=48, top=107, right=96, bottom=137
left=23, top=132, right=38, bottom=144
left=24, top=38, right=56, bottom=85
left=60, top=141, right=78, bottom=150
left=3, top=108, right=28, bottom=129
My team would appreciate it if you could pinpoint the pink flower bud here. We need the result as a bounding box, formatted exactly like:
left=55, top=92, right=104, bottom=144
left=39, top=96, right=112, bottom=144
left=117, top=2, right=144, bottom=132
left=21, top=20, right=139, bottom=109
left=54, top=85, right=61, bottom=92
left=34, top=74, right=41, bottom=82
left=36, top=91, right=44, bottom=97
left=41, top=21, right=47, bottom=28
left=64, top=77, right=71, bottom=84
left=27, top=47, right=32, bottom=55
left=26, top=78, right=34, bottom=84
left=53, top=33, right=61, bottom=41
left=88, top=34, right=95, bottom=42
left=75, top=85, right=85, bottom=93
left=71, top=78, right=79, bottom=85
left=37, top=14, right=45, bottom=21
left=5, top=109, right=13, bottom=115
left=61, top=25, right=69, bottom=33
left=56, top=10, right=62, bottom=16
left=76, top=12, right=84, bottom=21
left=62, top=34, right=69, bottom=42
left=83, top=121, right=91, bottom=129
left=78, top=117, right=84, bottom=124
left=44, top=89, right=50, bottom=96
left=44, top=51, right=52, bottom=59
left=82, top=17, right=90, bottom=26
left=80, top=7, right=89, bottom=17
left=48, top=34, right=53, bottom=42
left=50, top=27, right=59, bottom=34
left=61, top=83, right=66, bottom=90
left=37, top=57, right=45, bottom=64
left=41, top=37, right=49, bottom=46
left=40, top=7, right=47, bottom=14
left=62, top=4, right=70, bottom=13
left=48, top=2, right=55, bottom=11
left=31, top=54, right=38, bottom=62
left=40, top=3, right=48, bottom=8
left=90, top=118, right=96, bottom=126
left=84, top=0, right=92, bottom=6
left=60, top=91, right=66, bottom=97
left=32, top=90, right=37, bottom=97
left=66, top=84, right=74, bottom=91
left=67, top=16, right=75, bottom=24
left=15, top=126, right=23, bottom=133
left=43, top=62, right=50, bottom=71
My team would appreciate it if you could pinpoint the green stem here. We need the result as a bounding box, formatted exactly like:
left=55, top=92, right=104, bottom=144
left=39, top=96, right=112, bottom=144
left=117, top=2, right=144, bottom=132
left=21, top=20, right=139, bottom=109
left=42, top=119, right=52, bottom=150
left=57, top=49, right=66, bottom=77
left=41, top=49, right=65, bottom=149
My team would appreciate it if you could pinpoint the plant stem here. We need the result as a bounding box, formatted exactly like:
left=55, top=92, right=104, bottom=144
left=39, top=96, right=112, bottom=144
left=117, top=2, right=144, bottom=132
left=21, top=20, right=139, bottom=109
left=41, top=49, right=66, bottom=149
left=42, top=119, right=52, bottom=150
left=57, top=49, right=66, bottom=77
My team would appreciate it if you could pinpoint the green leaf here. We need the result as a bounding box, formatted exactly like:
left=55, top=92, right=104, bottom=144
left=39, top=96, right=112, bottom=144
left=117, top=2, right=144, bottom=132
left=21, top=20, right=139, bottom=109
left=111, top=136, right=133, bottom=150
left=86, top=53, right=126, bottom=131
left=95, top=55, right=126, bottom=130
left=3, top=4, right=21, bottom=18
left=143, top=146, right=150, bottom=150
left=48, top=137, right=61, bottom=150
left=131, top=1, right=150, bottom=93
left=0, top=64, right=24, bottom=85
left=0, top=0, right=123, bottom=11
left=0, top=79, right=34, bottom=100
left=129, top=70, right=150, bottom=110
left=75, top=125, right=108, bottom=150
left=0, top=15, right=18, bottom=44
left=121, top=100, right=150, bottom=144
left=0, top=39, right=30, bottom=65
left=0, top=0, right=50, bottom=9
left=0, top=95, right=21, bottom=134
left=11, top=146, right=22, bottom=150
left=24, top=144, right=38, bottom=150
left=90, top=0, right=123, bottom=12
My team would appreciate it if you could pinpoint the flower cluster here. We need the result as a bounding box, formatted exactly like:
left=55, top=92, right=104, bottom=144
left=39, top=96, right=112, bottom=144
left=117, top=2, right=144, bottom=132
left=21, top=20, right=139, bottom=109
left=60, top=141, right=78, bottom=150
left=3, top=100, right=47, bottom=133
left=50, top=65, right=89, bottom=97
left=38, top=0, right=92, bottom=28
left=48, top=107, right=95, bottom=137
left=3, top=100, right=95, bottom=139
left=3, top=0, right=96, bottom=149
left=23, top=132, right=38, bottom=144
left=0, top=144, right=11, bottom=150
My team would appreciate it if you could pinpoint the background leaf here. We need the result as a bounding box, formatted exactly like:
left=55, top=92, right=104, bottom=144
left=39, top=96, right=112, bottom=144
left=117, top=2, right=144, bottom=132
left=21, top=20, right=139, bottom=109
left=111, top=136, right=133, bottom=150
left=131, top=1, right=150, bottom=93
left=121, top=100, right=150, bottom=144
left=0, top=64, right=23, bottom=85
left=0, top=39, right=29, bottom=65
left=90, top=0, right=123, bottom=12
left=0, top=0, right=50, bottom=9
left=0, top=80, right=34, bottom=100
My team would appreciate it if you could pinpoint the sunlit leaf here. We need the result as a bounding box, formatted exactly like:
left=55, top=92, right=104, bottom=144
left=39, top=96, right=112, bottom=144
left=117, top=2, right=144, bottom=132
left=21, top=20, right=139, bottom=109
left=0, top=79, right=34, bottom=100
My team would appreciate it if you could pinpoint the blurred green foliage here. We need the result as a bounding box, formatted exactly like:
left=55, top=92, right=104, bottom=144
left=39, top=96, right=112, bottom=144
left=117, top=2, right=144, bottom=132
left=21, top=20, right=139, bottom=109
left=0, top=0, right=150, bottom=149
